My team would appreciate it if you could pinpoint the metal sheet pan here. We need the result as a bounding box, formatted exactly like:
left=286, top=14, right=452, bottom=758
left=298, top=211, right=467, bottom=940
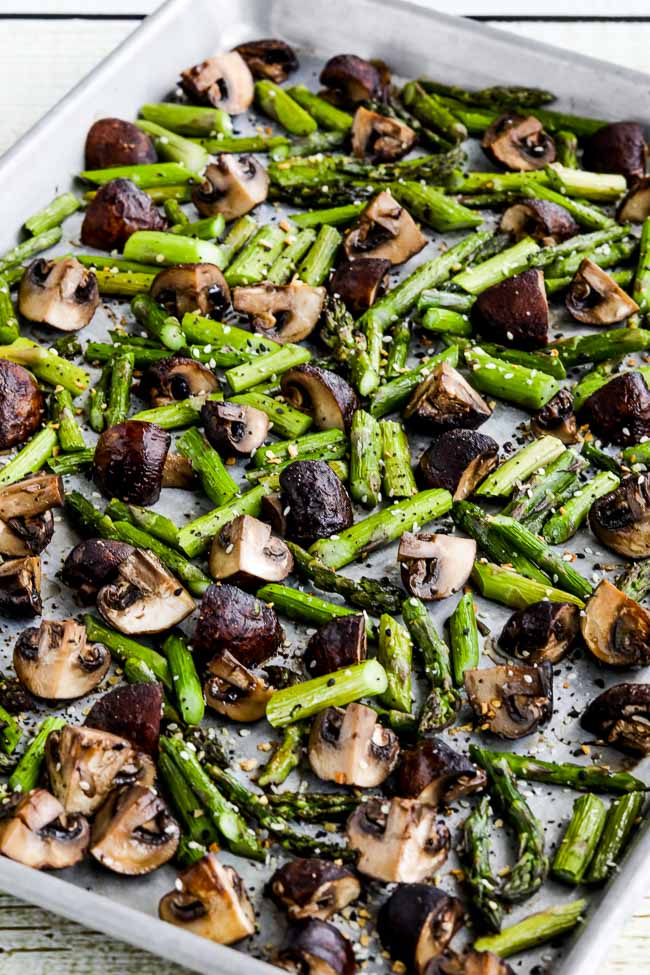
left=0, top=2, right=649, bottom=974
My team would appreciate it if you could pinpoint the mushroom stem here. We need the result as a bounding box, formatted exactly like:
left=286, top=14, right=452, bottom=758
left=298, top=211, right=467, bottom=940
left=377, top=614, right=413, bottom=713
left=585, top=792, right=644, bottom=883
left=465, top=347, right=560, bottom=411
left=542, top=471, right=620, bottom=544
left=471, top=561, right=585, bottom=610
left=257, top=583, right=374, bottom=638
left=8, top=717, right=66, bottom=794
left=163, top=634, right=204, bottom=726
left=266, top=659, right=388, bottom=727
left=83, top=614, right=172, bottom=689
left=0, top=428, right=58, bottom=487
left=449, top=592, right=480, bottom=687
left=473, top=900, right=586, bottom=959
left=468, top=748, right=646, bottom=794
left=402, top=596, right=460, bottom=733
left=552, top=794, right=607, bottom=885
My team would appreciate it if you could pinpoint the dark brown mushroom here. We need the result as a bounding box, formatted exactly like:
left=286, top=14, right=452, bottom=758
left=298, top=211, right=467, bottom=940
left=159, top=854, right=255, bottom=943
left=472, top=269, right=549, bottom=348
left=398, top=532, right=476, bottom=600
left=233, top=281, right=326, bottom=344
left=181, top=52, right=254, bottom=113
left=209, top=514, right=292, bottom=585
left=139, top=356, right=220, bottom=407
left=396, top=739, right=486, bottom=805
left=193, top=583, right=284, bottom=667
left=531, top=388, right=579, bottom=444
left=85, top=682, right=163, bottom=756
left=581, top=579, right=650, bottom=667
left=320, top=54, right=381, bottom=103
left=62, top=538, right=135, bottom=604
left=97, top=549, right=194, bottom=635
left=464, top=662, right=553, bottom=739
left=204, top=650, right=273, bottom=722
left=618, top=176, right=650, bottom=223
left=150, top=264, right=231, bottom=319
left=277, top=919, right=356, bottom=975
left=405, top=362, right=492, bottom=432
left=566, top=259, right=639, bottom=325
left=90, top=784, right=179, bottom=875
left=0, top=555, right=41, bottom=618
left=201, top=400, right=269, bottom=456
left=499, top=601, right=580, bottom=664
left=351, top=106, right=416, bottom=162
left=93, top=420, right=170, bottom=504
left=309, top=703, right=400, bottom=787
left=192, top=156, right=268, bottom=220
left=13, top=619, right=110, bottom=699
left=589, top=474, right=650, bottom=557
left=579, top=372, right=650, bottom=446
left=233, top=39, right=298, bottom=82
left=85, top=118, right=157, bottom=169
left=279, top=460, right=353, bottom=547
left=377, top=884, right=465, bottom=974
left=0, top=789, right=89, bottom=870
left=260, top=493, right=288, bottom=535
left=329, top=258, right=390, bottom=315
left=19, top=257, right=99, bottom=331
left=583, top=122, right=648, bottom=185
left=0, top=674, right=33, bottom=715
left=582, top=682, right=650, bottom=754
left=269, top=858, right=360, bottom=921
left=482, top=114, right=556, bottom=171
left=344, top=190, right=426, bottom=266
left=500, top=198, right=579, bottom=245
left=418, top=430, right=499, bottom=500
left=280, top=364, right=358, bottom=431
left=0, top=473, right=63, bottom=558
left=0, top=510, right=54, bottom=557
left=304, top=614, right=366, bottom=678
left=81, top=178, right=166, bottom=251
left=0, top=360, right=43, bottom=451
left=347, top=798, right=450, bottom=883
left=161, top=452, right=196, bottom=490
left=427, top=949, right=514, bottom=975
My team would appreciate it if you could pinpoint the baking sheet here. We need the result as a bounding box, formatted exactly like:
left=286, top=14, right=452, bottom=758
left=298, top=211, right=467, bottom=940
left=1, top=1, right=650, bottom=973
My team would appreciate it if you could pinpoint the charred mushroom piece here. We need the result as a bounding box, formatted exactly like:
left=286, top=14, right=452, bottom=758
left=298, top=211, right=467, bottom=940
left=582, top=682, right=650, bottom=754
left=618, top=176, right=650, bottom=223
left=204, top=650, right=274, bottom=722
left=192, top=156, right=268, bottom=220
left=279, top=460, right=353, bottom=547
left=351, top=107, right=416, bottom=162
left=580, top=372, right=650, bottom=446
left=482, top=114, right=556, bottom=171
left=269, top=858, right=360, bottom=921
left=344, top=190, right=426, bottom=266
left=583, top=121, right=648, bottom=185
left=499, top=601, right=580, bottom=664
left=90, top=784, right=179, bottom=875
left=0, top=510, right=54, bottom=557
left=396, top=739, right=486, bottom=805
left=418, top=430, right=498, bottom=500
left=281, top=364, right=358, bottom=431
left=150, top=264, right=231, bottom=320
left=426, top=949, right=514, bottom=975
left=308, top=703, right=399, bottom=787
left=97, top=549, right=193, bottom=635
left=304, top=614, right=366, bottom=677
left=19, top=258, right=99, bottom=332
left=581, top=579, right=650, bottom=667
left=589, top=475, right=650, bottom=558
left=13, top=619, right=110, bottom=699
left=500, top=198, right=579, bottom=246
left=531, top=388, right=579, bottom=444
left=62, top=538, right=135, bottom=604
left=377, top=884, right=465, bottom=974
left=85, top=682, right=163, bottom=756
left=398, top=532, right=476, bottom=601
left=0, top=360, right=43, bottom=451
left=201, top=401, right=269, bottom=457
left=159, top=854, right=255, bottom=943
left=233, top=281, right=326, bottom=344
left=567, top=259, right=639, bottom=325
left=277, top=920, right=356, bottom=975
left=181, top=52, right=254, bottom=114
left=161, top=452, right=196, bottom=490
left=81, top=178, right=166, bottom=251
left=93, top=420, right=170, bottom=504
left=0, top=474, right=63, bottom=521
left=0, top=555, right=41, bottom=618
left=234, top=39, right=298, bottom=83
left=85, top=118, right=157, bottom=169
left=320, top=54, right=381, bottom=103
left=472, top=269, right=549, bottom=349
left=0, top=789, right=89, bottom=870
left=209, top=514, right=293, bottom=584
left=405, top=362, right=491, bottom=432
left=139, top=356, right=220, bottom=408
left=329, top=258, right=390, bottom=315
left=347, top=798, right=450, bottom=883
left=464, top=662, right=553, bottom=739
left=193, top=583, right=284, bottom=667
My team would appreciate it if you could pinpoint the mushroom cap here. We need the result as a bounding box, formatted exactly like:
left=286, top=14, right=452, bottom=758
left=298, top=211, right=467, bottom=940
left=581, top=579, right=650, bottom=667
left=320, top=54, right=382, bottom=103
left=139, top=355, right=220, bottom=408
left=81, top=177, right=166, bottom=251
left=233, top=281, right=326, bottom=345
left=0, top=359, right=44, bottom=450
left=344, top=189, right=426, bottom=266
left=396, top=738, right=486, bottom=805
left=202, top=401, right=269, bottom=456
left=62, top=538, right=135, bottom=604
left=159, top=854, right=255, bottom=944
left=84, top=117, right=157, bottom=169
left=304, top=614, right=367, bottom=678
left=209, top=514, right=293, bottom=585
left=583, top=121, right=648, bottom=184
left=464, top=662, right=553, bottom=739
left=204, top=649, right=274, bottom=722
left=14, top=619, right=110, bottom=700
left=234, top=39, right=299, bottom=83
left=618, top=176, right=650, bottom=223
left=482, top=113, right=556, bottom=171
left=418, top=430, right=498, bottom=500
left=151, top=264, right=231, bottom=320
left=308, top=703, right=399, bottom=788
left=93, top=420, right=171, bottom=505
left=0, top=511, right=54, bottom=558
left=398, top=532, right=476, bottom=601
left=269, top=858, right=361, bottom=921
left=180, top=52, right=255, bottom=114
left=85, top=682, right=163, bottom=756
left=193, top=582, right=284, bottom=667
left=0, top=789, right=89, bottom=870
left=566, top=259, right=639, bottom=325
left=589, top=474, right=650, bottom=558
left=0, top=555, right=42, bottom=618
left=97, top=548, right=194, bottom=635
left=405, top=362, right=492, bottom=432
left=90, top=784, right=179, bottom=875
left=281, top=364, right=358, bottom=432
left=276, top=918, right=357, bottom=975
left=500, top=198, right=579, bottom=246
left=581, top=682, right=650, bottom=755
left=19, top=257, right=99, bottom=332
left=192, top=156, right=268, bottom=221
left=329, top=258, right=390, bottom=315
left=580, top=372, right=650, bottom=446
left=0, top=474, right=64, bottom=522
left=472, top=268, right=549, bottom=349
left=279, top=460, right=353, bottom=547
left=531, top=388, right=578, bottom=444
left=377, top=884, right=465, bottom=975
left=351, top=107, right=416, bottom=162
left=499, top=601, right=580, bottom=664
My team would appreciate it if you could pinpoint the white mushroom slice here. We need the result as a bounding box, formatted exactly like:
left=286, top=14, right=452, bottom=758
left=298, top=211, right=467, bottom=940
left=159, top=854, right=255, bottom=944
left=566, top=258, right=639, bottom=325
left=192, top=156, right=269, bottom=220
left=233, top=280, right=326, bottom=344
left=180, top=52, right=254, bottom=114
left=398, top=532, right=476, bottom=600
left=209, top=514, right=293, bottom=584
left=308, top=703, right=400, bottom=787
left=0, top=474, right=64, bottom=521
left=19, top=257, right=99, bottom=331
left=97, top=549, right=194, bottom=635
left=204, top=649, right=273, bottom=722
left=344, top=190, right=426, bottom=266
left=13, top=619, right=110, bottom=700
left=90, top=784, right=179, bottom=875
left=0, top=789, right=89, bottom=869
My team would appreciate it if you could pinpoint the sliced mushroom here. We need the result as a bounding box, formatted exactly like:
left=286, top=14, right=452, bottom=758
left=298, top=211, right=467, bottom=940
left=85, top=682, right=163, bottom=756
left=85, top=118, right=156, bottom=169
left=269, top=859, right=360, bottom=921
left=193, top=582, right=284, bottom=667
left=418, top=430, right=498, bottom=500
left=320, top=55, right=381, bottom=103
left=472, top=269, right=549, bottom=348
left=531, top=388, right=579, bottom=444
left=234, top=39, right=298, bottom=83
left=93, top=420, right=171, bottom=504
left=329, top=258, right=390, bottom=315
left=589, top=475, right=650, bottom=557
left=482, top=114, right=556, bottom=171
left=277, top=919, right=356, bottom=975
left=280, top=364, right=358, bottom=431
left=0, top=360, right=44, bottom=450
left=464, top=662, right=553, bottom=739
left=427, top=949, right=514, bottom=975
left=0, top=555, right=41, bottom=618
left=201, top=400, right=269, bottom=456
left=344, top=190, right=426, bottom=266
left=377, top=885, right=465, bottom=975
left=405, top=362, right=491, bottom=432
left=13, top=619, right=110, bottom=699
left=139, top=355, right=219, bottom=408
left=580, top=372, right=650, bottom=446
left=45, top=724, right=154, bottom=815
left=582, top=683, right=650, bottom=754
left=62, top=538, right=135, bottom=604
left=233, top=281, right=325, bottom=344
left=351, top=107, right=416, bottom=162
left=97, top=549, right=193, bottom=635
left=192, top=156, right=268, bottom=220
left=81, top=178, right=166, bottom=251
left=499, top=601, right=580, bottom=664
left=209, top=514, right=293, bottom=584
left=0, top=789, right=89, bottom=870
left=90, top=784, right=179, bottom=875
left=0, top=511, right=53, bottom=558
left=180, top=52, right=254, bottom=114
left=279, top=460, right=353, bottom=547
left=308, top=703, right=399, bottom=787
left=150, top=264, right=231, bottom=319
left=618, top=176, right=650, bottom=223
left=581, top=579, right=650, bottom=667
left=159, top=854, right=255, bottom=943
left=500, top=198, right=579, bottom=246
left=566, top=259, right=639, bottom=325
left=304, top=614, right=366, bottom=678
left=396, top=739, right=486, bottom=805
left=0, top=474, right=63, bottom=522
left=19, top=257, right=99, bottom=332
left=204, top=649, right=274, bottom=722
left=347, top=798, right=450, bottom=883
left=261, top=493, right=288, bottom=535
left=162, top=452, right=196, bottom=490
left=398, top=532, right=476, bottom=601
left=583, top=121, right=648, bottom=184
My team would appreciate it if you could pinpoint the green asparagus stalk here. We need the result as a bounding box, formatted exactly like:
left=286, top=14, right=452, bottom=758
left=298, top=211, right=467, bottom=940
left=131, top=295, right=185, bottom=352
left=123, top=658, right=180, bottom=723
left=473, top=900, right=586, bottom=958
left=105, top=498, right=179, bottom=547
left=24, top=192, right=80, bottom=236
left=110, top=519, right=209, bottom=597
left=385, top=322, right=410, bottom=379
left=418, top=288, right=476, bottom=313
left=582, top=442, right=624, bottom=476
left=475, top=748, right=646, bottom=794
left=298, top=225, right=341, bottom=286
left=230, top=391, right=312, bottom=439
left=421, top=306, right=472, bottom=337
left=286, top=85, right=353, bottom=131
left=51, top=388, right=85, bottom=452
left=380, top=420, right=417, bottom=499
left=476, top=435, right=566, bottom=499
left=0, top=275, right=21, bottom=343
left=157, top=751, right=219, bottom=856
left=292, top=203, right=366, bottom=229
left=163, top=634, right=204, bottom=726
left=87, top=362, right=110, bottom=434
left=7, top=716, right=65, bottom=793
left=0, top=704, right=20, bottom=755
left=632, top=215, right=650, bottom=317
left=549, top=162, right=626, bottom=200
left=401, top=596, right=459, bottom=733
left=252, top=429, right=345, bottom=470
left=0, top=339, right=89, bottom=395
left=224, top=224, right=287, bottom=286
left=181, top=312, right=278, bottom=355
left=176, top=482, right=276, bottom=557
left=349, top=409, right=382, bottom=509
left=453, top=237, right=539, bottom=294
left=123, top=230, right=224, bottom=268
left=549, top=327, right=650, bottom=367
left=391, top=181, right=481, bottom=232
left=617, top=558, right=650, bottom=602
left=465, top=346, right=560, bottom=410
left=269, top=131, right=346, bottom=163
left=523, top=179, right=612, bottom=230
left=452, top=501, right=549, bottom=584
left=462, top=795, right=504, bottom=933
left=266, top=659, right=388, bottom=727
left=368, top=344, right=459, bottom=418
left=266, top=791, right=360, bottom=822
left=552, top=794, right=608, bottom=885
left=226, top=344, right=311, bottom=393
left=448, top=591, right=480, bottom=686
left=104, top=351, right=134, bottom=428
left=267, top=228, right=317, bottom=284
left=140, top=102, right=232, bottom=137
left=257, top=583, right=371, bottom=635
left=257, top=723, right=305, bottom=787
left=219, top=216, right=258, bottom=266
left=377, top=614, right=413, bottom=713
left=255, top=80, right=317, bottom=135
left=585, top=792, right=645, bottom=883
left=419, top=78, right=555, bottom=108
left=84, top=615, right=171, bottom=689
left=75, top=254, right=157, bottom=274
left=457, top=340, right=567, bottom=379
left=139, top=185, right=193, bottom=203
left=131, top=392, right=223, bottom=430
left=93, top=268, right=157, bottom=296
left=401, top=81, right=467, bottom=143
left=86, top=343, right=172, bottom=368
left=501, top=449, right=585, bottom=532
left=555, top=130, right=579, bottom=168
left=48, top=447, right=95, bottom=476
left=0, top=427, right=58, bottom=486
left=135, top=120, right=209, bottom=172
left=542, top=471, right=620, bottom=544
left=164, top=198, right=189, bottom=227
left=0, top=228, right=62, bottom=274
left=287, top=542, right=402, bottom=616
left=80, top=161, right=196, bottom=186
left=176, top=427, right=238, bottom=506
left=471, top=561, right=585, bottom=609
left=545, top=237, right=637, bottom=280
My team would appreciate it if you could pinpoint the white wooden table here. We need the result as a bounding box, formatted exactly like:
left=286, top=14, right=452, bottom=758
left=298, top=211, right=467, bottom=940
left=1, top=2, right=650, bottom=972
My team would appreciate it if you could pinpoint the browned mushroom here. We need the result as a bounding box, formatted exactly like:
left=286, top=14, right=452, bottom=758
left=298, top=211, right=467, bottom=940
left=81, top=178, right=166, bottom=251
left=201, top=400, right=269, bottom=456
left=280, top=364, right=358, bottom=431
left=582, top=683, right=650, bottom=754
left=209, top=514, right=293, bottom=584
left=0, top=789, right=89, bottom=870
left=159, top=854, right=255, bottom=943
left=150, top=264, right=231, bottom=319
left=97, top=549, right=194, bottom=635
left=276, top=919, right=356, bottom=975
left=427, top=950, right=513, bottom=975
left=139, top=356, right=220, bottom=407
left=62, top=539, right=135, bottom=604
left=269, top=858, right=360, bottom=921
left=19, top=257, right=99, bottom=331
left=377, top=885, right=465, bottom=975
left=418, top=430, right=498, bottom=500
left=0, top=510, right=54, bottom=558
left=181, top=52, right=254, bottom=113
left=579, top=372, right=650, bottom=446
left=279, top=460, right=353, bottom=547
left=320, top=54, right=381, bottom=103
left=85, top=118, right=156, bottom=169
left=500, top=198, right=579, bottom=245
left=351, top=107, right=416, bottom=162
left=233, top=281, right=326, bottom=344
left=618, top=176, right=650, bottom=223
left=589, top=474, right=650, bottom=557
left=472, top=269, right=549, bottom=348
left=566, top=259, right=639, bottom=325
left=499, top=601, right=580, bottom=664
left=193, top=583, right=284, bottom=667
left=347, top=798, right=450, bottom=883
left=204, top=650, right=273, bottom=722
left=464, top=662, right=553, bottom=739
left=93, top=420, right=170, bottom=504
left=581, top=579, right=650, bottom=667
left=13, top=619, right=110, bottom=699
left=308, top=703, right=399, bottom=787
left=482, top=114, right=556, bottom=171
left=85, top=682, right=163, bottom=756
left=396, top=739, right=486, bottom=805
left=90, top=784, right=179, bottom=875
left=531, top=388, right=579, bottom=444
left=398, top=532, right=476, bottom=600
left=0, top=360, right=44, bottom=451
left=344, top=190, right=426, bottom=265
left=0, top=473, right=63, bottom=557
left=583, top=122, right=648, bottom=185
left=405, top=362, right=491, bottom=431
left=329, top=258, right=390, bottom=315
left=0, top=555, right=41, bottom=618
left=161, top=452, right=196, bottom=490
left=234, top=39, right=298, bottom=82
left=304, top=614, right=366, bottom=678
left=192, top=156, right=268, bottom=220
